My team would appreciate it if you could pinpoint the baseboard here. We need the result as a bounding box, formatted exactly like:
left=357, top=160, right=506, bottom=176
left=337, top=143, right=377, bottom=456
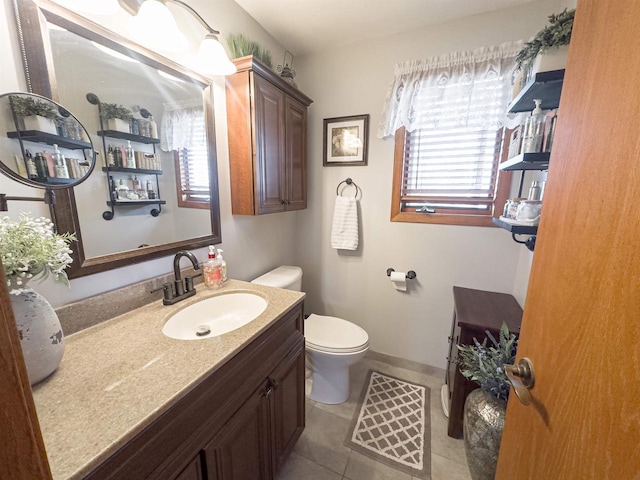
left=365, top=350, right=446, bottom=379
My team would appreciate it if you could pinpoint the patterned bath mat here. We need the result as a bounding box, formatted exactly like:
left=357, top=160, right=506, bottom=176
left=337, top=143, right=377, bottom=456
left=345, top=371, right=431, bottom=479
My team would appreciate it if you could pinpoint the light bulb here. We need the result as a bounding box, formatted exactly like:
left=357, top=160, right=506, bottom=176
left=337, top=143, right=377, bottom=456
left=128, top=0, right=188, bottom=53
left=195, top=35, right=237, bottom=76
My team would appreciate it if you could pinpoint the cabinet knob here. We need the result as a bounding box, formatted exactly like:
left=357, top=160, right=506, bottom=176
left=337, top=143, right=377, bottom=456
left=281, top=199, right=286, bottom=205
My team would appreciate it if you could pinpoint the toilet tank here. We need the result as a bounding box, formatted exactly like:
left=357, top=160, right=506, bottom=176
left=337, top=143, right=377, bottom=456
left=251, top=266, right=303, bottom=291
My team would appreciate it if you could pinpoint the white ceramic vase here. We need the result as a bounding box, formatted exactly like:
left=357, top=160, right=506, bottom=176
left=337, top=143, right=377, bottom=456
left=107, top=117, right=130, bottom=133
left=23, top=115, right=58, bottom=135
left=9, top=284, right=64, bottom=385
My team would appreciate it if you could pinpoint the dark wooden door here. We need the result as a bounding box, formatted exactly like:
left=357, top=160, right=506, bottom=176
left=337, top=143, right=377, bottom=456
left=268, top=342, right=305, bottom=475
left=252, top=74, right=286, bottom=215
left=174, top=454, right=204, bottom=480
left=204, top=382, right=270, bottom=480
left=496, top=1, right=640, bottom=477
left=284, top=97, right=307, bottom=211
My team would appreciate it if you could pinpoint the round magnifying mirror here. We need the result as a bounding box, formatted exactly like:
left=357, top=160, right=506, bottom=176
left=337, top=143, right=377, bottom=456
left=0, top=92, right=95, bottom=189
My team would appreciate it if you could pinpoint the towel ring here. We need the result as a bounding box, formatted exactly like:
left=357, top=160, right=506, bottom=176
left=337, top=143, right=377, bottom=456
left=336, top=178, right=361, bottom=198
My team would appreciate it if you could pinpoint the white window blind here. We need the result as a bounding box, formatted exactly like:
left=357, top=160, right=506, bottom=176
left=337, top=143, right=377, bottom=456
left=401, top=124, right=502, bottom=214
left=177, top=117, right=209, bottom=203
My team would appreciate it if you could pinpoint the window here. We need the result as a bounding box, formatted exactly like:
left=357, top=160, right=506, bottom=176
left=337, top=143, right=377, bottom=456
left=160, top=102, right=210, bottom=209
left=382, top=43, right=520, bottom=226
left=175, top=143, right=210, bottom=209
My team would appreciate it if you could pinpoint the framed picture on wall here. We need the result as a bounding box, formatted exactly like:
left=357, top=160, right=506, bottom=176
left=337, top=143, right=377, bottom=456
left=323, top=114, right=369, bottom=166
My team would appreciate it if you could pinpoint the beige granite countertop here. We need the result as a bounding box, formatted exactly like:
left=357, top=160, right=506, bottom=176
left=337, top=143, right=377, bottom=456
left=32, top=279, right=305, bottom=480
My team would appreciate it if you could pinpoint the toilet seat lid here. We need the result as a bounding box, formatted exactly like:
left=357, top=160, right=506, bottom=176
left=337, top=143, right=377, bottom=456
left=305, top=314, right=369, bottom=353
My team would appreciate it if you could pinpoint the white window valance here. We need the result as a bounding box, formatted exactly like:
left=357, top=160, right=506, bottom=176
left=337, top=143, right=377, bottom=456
left=377, top=41, right=523, bottom=139
left=160, top=98, right=205, bottom=152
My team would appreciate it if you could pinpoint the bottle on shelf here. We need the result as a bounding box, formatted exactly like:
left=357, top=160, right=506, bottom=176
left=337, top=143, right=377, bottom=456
left=107, top=146, right=115, bottom=167
left=24, top=150, right=37, bottom=178
left=132, top=175, right=142, bottom=191
left=130, top=118, right=139, bottom=136
left=522, top=99, right=545, bottom=153
left=149, top=115, right=158, bottom=139
left=34, top=152, right=48, bottom=178
left=113, top=146, right=123, bottom=168
left=52, top=144, right=69, bottom=179
left=116, top=178, right=129, bottom=200
left=147, top=178, right=157, bottom=199
left=125, top=141, right=136, bottom=169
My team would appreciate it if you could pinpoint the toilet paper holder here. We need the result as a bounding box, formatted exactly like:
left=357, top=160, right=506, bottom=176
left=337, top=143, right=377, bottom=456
left=386, top=268, right=417, bottom=280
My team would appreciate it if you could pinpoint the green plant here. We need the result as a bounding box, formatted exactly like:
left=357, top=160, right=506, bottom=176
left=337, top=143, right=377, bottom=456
left=0, top=214, right=76, bottom=294
left=456, top=322, right=517, bottom=402
left=227, top=33, right=272, bottom=67
left=100, top=103, right=133, bottom=122
left=516, top=8, right=575, bottom=72
left=9, top=95, right=60, bottom=120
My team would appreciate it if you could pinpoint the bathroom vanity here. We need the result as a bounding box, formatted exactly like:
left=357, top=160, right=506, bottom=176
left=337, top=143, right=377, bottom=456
left=31, top=280, right=305, bottom=480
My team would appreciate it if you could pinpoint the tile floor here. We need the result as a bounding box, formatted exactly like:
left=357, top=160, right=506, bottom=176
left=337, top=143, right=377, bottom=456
left=276, top=353, right=472, bottom=480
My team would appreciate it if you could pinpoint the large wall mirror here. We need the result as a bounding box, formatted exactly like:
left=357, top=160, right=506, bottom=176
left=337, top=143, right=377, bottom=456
left=13, top=0, right=221, bottom=278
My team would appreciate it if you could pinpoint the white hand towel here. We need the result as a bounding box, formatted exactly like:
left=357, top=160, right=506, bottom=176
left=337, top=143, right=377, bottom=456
left=331, top=196, right=359, bottom=250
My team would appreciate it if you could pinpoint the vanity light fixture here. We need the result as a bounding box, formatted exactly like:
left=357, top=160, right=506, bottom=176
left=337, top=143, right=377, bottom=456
left=51, top=0, right=120, bottom=15
left=120, top=0, right=237, bottom=75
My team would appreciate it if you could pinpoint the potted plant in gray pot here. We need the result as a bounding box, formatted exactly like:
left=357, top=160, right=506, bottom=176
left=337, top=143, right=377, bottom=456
left=457, top=322, right=517, bottom=480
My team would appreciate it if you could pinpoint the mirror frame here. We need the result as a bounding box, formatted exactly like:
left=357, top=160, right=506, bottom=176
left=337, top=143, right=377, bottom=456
left=12, top=0, right=222, bottom=278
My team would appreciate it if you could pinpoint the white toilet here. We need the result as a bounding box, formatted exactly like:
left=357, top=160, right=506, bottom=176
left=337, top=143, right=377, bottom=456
left=252, top=266, right=369, bottom=404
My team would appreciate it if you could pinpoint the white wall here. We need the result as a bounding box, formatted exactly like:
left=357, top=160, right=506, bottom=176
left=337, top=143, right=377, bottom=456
left=0, top=0, right=575, bottom=370
left=0, top=0, right=299, bottom=306
left=293, top=0, right=571, bottom=368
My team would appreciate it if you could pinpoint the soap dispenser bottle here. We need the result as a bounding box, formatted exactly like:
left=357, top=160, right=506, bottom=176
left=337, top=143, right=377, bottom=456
left=203, top=246, right=222, bottom=288
left=52, top=144, right=69, bottom=179
left=522, top=99, right=545, bottom=153
left=217, top=249, right=227, bottom=282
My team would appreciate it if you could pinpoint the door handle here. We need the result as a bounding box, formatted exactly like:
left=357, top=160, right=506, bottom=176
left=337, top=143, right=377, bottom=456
left=504, top=357, right=535, bottom=406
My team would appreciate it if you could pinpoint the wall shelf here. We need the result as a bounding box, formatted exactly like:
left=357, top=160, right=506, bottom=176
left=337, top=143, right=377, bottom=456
left=7, top=130, right=92, bottom=150
left=508, top=69, right=565, bottom=113
left=106, top=200, right=166, bottom=207
left=499, top=152, right=550, bottom=171
left=492, top=217, right=538, bottom=235
left=102, top=166, right=163, bottom=175
left=97, top=130, right=160, bottom=144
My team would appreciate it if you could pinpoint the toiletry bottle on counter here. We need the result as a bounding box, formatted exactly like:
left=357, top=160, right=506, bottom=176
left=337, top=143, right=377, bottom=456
left=203, top=246, right=222, bottom=288
left=217, top=249, right=227, bottom=282
left=522, top=99, right=545, bottom=153
left=52, top=144, right=69, bottom=179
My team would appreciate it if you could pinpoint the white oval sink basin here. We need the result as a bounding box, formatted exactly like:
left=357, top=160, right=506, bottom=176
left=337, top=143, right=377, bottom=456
left=162, top=293, right=268, bottom=340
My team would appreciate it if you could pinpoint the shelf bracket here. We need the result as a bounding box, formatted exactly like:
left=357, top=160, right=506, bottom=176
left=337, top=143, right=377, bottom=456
left=511, top=233, right=536, bottom=251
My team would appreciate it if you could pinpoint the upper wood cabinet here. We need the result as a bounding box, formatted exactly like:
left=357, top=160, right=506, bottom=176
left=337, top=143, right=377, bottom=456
left=226, top=56, right=313, bottom=215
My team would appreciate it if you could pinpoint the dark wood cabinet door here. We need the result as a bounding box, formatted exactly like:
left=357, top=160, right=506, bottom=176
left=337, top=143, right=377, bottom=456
left=268, top=341, right=305, bottom=475
left=174, top=454, right=204, bottom=480
left=204, top=383, right=271, bottom=480
left=284, top=97, right=307, bottom=211
left=253, top=74, right=286, bottom=215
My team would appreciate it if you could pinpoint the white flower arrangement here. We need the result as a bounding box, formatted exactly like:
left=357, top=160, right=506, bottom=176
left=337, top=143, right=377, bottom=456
left=0, top=214, right=75, bottom=295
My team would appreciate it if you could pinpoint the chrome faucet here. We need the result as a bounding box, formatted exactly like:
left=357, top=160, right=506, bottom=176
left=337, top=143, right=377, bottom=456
left=152, top=250, right=201, bottom=305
